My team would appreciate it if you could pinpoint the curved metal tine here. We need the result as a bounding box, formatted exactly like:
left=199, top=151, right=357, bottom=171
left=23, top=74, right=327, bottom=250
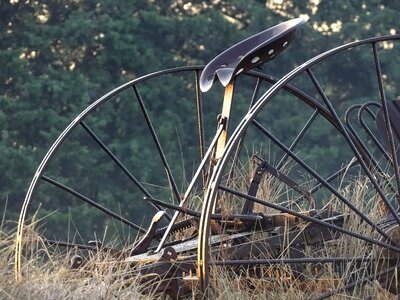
left=154, top=124, right=225, bottom=253
left=251, top=119, right=392, bottom=241
left=315, top=265, right=397, bottom=300
left=354, top=103, right=397, bottom=194
left=195, top=70, right=206, bottom=186
left=132, top=85, right=181, bottom=205
left=42, top=175, right=146, bottom=233
left=358, top=101, right=391, bottom=162
left=344, top=105, right=397, bottom=194
left=218, top=185, right=400, bottom=254
left=372, top=42, right=400, bottom=204
left=79, top=121, right=171, bottom=221
left=306, top=68, right=400, bottom=231
left=276, top=108, right=319, bottom=170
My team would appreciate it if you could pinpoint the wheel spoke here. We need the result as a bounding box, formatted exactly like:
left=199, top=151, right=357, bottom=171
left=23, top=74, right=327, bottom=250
left=132, top=85, right=181, bottom=205
left=252, top=118, right=392, bottom=241
left=276, top=109, right=319, bottom=170
left=371, top=42, right=400, bottom=203
left=80, top=121, right=171, bottom=220
left=42, top=175, right=146, bottom=233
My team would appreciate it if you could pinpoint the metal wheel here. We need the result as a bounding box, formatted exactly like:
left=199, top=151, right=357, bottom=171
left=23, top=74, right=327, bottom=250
left=198, top=34, right=400, bottom=298
left=14, top=64, right=292, bottom=284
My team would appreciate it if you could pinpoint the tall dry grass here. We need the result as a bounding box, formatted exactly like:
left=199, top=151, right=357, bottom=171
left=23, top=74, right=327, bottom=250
left=2, top=175, right=399, bottom=299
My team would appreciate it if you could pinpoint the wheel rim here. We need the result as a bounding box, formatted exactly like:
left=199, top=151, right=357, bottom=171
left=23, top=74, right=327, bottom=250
left=198, top=34, right=400, bottom=298
left=15, top=65, right=290, bottom=281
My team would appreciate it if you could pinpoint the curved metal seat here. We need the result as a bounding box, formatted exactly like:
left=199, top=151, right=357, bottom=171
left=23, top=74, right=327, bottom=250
left=200, top=17, right=306, bottom=92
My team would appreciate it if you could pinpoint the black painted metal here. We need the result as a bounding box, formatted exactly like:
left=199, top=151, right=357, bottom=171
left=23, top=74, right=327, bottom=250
left=372, top=43, right=400, bottom=205
left=197, top=34, right=400, bottom=293
left=42, top=175, right=146, bottom=233
left=306, top=68, right=400, bottom=232
left=79, top=121, right=171, bottom=220
left=276, top=109, right=319, bottom=170
left=252, top=119, right=391, bottom=241
left=218, top=184, right=400, bottom=253
left=132, top=85, right=181, bottom=205
left=195, top=70, right=206, bottom=185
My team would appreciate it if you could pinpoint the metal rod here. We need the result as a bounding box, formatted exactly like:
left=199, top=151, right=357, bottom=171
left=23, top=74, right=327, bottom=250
left=254, top=155, right=314, bottom=203
left=276, top=109, right=319, bottom=170
left=252, top=119, right=391, bottom=241
left=307, top=67, right=400, bottom=233
left=79, top=121, right=171, bottom=220
left=155, top=125, right=225, bottom=253
left=132, top=85, right=181, bottom=205
left=219, top=184, right=400, bottom=253
left=371, top=42, right=400, bottom=205
left=43, top=239, right=97, bottom=251
left=146, top=195, right=264, bottom=222
left=212, top=256, right=387, bottom=266
left=42, top=175, right=146, bottom=233
left=195, top=70, right=207, bottom=185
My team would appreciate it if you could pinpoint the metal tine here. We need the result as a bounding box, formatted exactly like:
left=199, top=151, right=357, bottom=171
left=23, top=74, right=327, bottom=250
left=132, top=85, right=181, bottom=205
left=306, top=68, right=400, bottom=235
left=79, top=121, right=171, bottom=221
left=371, top=42, right=400, bottom=204
left=42, top=175, right=146, bottom=233
left=358, top=101, right=391, bottom=162
left=252, top=119, right=392, bottom=241
left=344, top=104, right=397, bottom=194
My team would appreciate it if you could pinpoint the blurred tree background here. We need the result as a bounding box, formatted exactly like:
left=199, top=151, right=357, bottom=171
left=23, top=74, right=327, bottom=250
left=1, top=0, right=400, bottom=239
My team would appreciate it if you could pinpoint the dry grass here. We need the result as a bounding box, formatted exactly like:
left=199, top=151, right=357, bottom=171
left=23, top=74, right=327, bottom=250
left=2, top=175, right=399, bottom=299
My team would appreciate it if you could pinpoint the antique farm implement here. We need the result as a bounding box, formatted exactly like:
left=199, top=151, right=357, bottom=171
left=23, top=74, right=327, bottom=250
left=15, top=18, right=400, bottom=298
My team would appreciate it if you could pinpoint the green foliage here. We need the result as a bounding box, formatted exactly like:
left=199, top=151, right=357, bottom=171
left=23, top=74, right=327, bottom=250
left=2, top=0, right=400, bottom=238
